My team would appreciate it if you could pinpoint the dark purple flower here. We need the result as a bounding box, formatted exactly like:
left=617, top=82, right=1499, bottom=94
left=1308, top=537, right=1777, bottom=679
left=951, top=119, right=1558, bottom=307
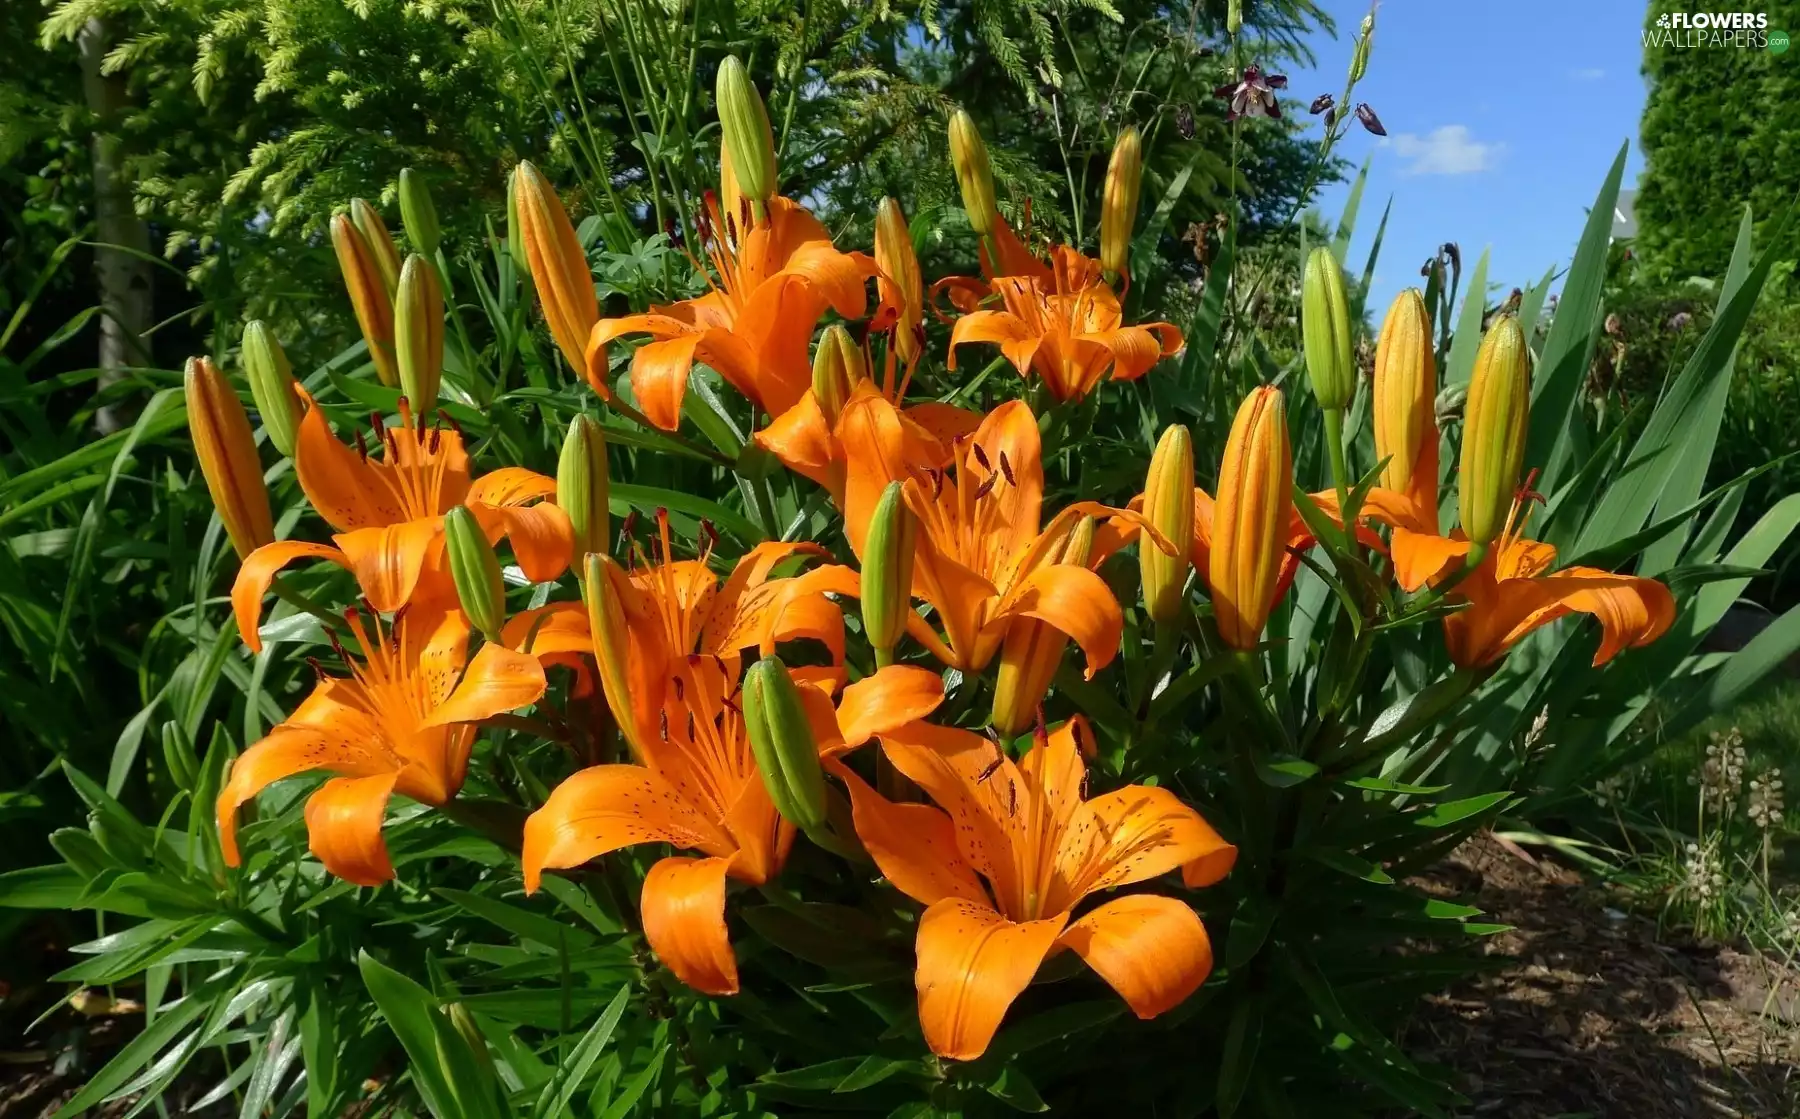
left=1214, top=66, right=1287, bottom=121
left=1309, top=93, right=1335, bottom=115
left=1354, top=103, right=1386, bottom=136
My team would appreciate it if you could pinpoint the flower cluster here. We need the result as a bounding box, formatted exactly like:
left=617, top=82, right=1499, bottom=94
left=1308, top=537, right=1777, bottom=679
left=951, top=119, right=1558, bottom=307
left=1692, top=728, right=1748, bottom=816
left=1748, top=768, right=1784, bottom=831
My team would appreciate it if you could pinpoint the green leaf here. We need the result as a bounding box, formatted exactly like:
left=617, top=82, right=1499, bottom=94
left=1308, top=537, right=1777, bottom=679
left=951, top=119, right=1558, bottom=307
left=1254, top=755, right=1319, bottom=788
left=982, top=1000, right=1122, bottom=1062
left=0, top=864, right=84, bottom=908
left=1330, top=157, right=1370, bottom=267
left=49, top=971, right=233, bottom=1119
left=1414, top=792, right=1512, bottom=829
left=436, top=887, right=601, bottom=951
left=759, top=1057, right=870, bottom=1090
left=1304, top=847, right=1394, bottom=885
left=1215, top=994, right=1262, bottom=1118
left=833, top=1055, right=921, bottom=1093
left=1175, top=219, right=1236, bottom=404
left=531, top=986, right=628, bottom=1119
left=983, top=1064, right=1049, bottom=1113
left=358, top=951, right=503, bottom=1119
left=1342, top=777, right=1448, bottom=796
left=1442, top=247, right=1490, bottom=387
left=611, top=482, right=763, bottom=546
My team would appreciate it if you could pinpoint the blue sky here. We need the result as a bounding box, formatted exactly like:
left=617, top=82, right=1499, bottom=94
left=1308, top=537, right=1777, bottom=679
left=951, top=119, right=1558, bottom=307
left=1279, top=0, right=1649, bottom=312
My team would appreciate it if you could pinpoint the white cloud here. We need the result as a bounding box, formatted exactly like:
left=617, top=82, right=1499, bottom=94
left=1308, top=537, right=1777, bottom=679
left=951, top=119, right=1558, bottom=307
left=1381, top=125, right=1503, bottom=176
left=1569, top=67, right=1607, bottom=81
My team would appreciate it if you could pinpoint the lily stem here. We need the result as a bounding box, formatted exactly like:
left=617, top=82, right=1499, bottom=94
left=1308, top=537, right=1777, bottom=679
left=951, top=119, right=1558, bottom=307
left=1322, top=406, right=1352, bottom=538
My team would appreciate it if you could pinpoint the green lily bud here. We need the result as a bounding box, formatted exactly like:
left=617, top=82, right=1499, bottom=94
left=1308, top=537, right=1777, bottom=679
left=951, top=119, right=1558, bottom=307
left=444, top=506, right=505, bottom=641
left=557, top=414, right=611, bottom=565
left=861, top=480, right=917, bottom=663
left=1302, top=246, right=1355, bottom=411
left=811, top=324, right=866, bottom=426
left=1226, top=0, right=1242, bottom=35
left=398, top=168, right=441, bottom=258
left=350, top=198, right=402, bottom=297
left=716, top=57, right=776, bottom=205
left=395, top=254, right=445, bottom=413
left=1350, top=13, right=1374, bottom=82
left=443, top=1002, right=497, bottom=1081
left=741, top=656, right=829, bottom=834
left=160, top=719, right=198, bottom=793
left=948, top=109, right=997, bottom=237
left=241, top=320, right=302, bottom=458
left=1458, top=314, right=1530, bottom=546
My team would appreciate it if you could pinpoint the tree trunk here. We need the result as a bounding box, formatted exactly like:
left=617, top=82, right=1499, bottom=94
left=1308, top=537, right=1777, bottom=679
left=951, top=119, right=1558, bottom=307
left=78, top=17, right=154, bottom=434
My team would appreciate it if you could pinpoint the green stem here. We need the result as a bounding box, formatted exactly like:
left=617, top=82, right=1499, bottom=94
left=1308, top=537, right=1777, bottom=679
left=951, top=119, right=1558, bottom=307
left=1322, top=406, right=1351, bottom=516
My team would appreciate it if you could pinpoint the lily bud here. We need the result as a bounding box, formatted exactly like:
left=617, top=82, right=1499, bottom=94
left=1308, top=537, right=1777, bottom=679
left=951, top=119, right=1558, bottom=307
left=330, top=213, right=398, bottom=387
left=716, top=57, right=776, bottom=204
left=991, top=516, right=1095, bottom=737
left=444, top=1002, right=497, bottom=1080
left=394, top=254, right=445, bottom=414
left=1302, top=246, right=1354, bottom=411
left=506, top=170, right=533, bottom=301
left=397, top=168, right=441, bottom=258
left=513, top=162, right=603, bottom=395
left=741, top=656, right=829, bottom=834
left=861, top=480, right=917, bottom=661
left=1141, top=424, right=1195, bottom=625
left=444, top=506, right=505, bottom=641
left=584, top=553, right=651, bottom=761
left=185, top=356, right=274, bottom=561
left=811, top=324, right=866, bottom=426
left=1100, top=125, right=1143, bottom=278
left=349, top=198, right=403, bottom=297
left=1226, top=0, right=1242, bottom=35
left=1458, top=314, right=1530, bottom=546
left=557, top=414, right=611, bottom=565
left=1350, top=13, right=1374, bottom=82
left=948, top=109, right=997, bottom=238
left=1371, top=288, right=1436, bottom=494
left=1210, top=387, right=1293, bottom=651
left=240, top=320, right=301, bottom=458
left=875, top=197, right=922, bottom=368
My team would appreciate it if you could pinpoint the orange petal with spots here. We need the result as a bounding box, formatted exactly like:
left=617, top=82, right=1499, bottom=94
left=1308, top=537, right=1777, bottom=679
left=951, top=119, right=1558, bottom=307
left=521, top=765, right=734, bottom=891
left=304, top=772, right=400, bottom=887
left=641, top=855, right=740, bottom=995
left=914, top=899, right=1067, bottom=1061
left=1056, top=894, right=1213, bottom=1018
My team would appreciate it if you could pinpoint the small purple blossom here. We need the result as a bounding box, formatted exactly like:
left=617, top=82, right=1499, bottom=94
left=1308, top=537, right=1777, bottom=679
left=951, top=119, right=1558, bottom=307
left=1214, top=66, right=1287, bottom=121
left=1309, top=93, right=1334, bottom=115
left=1354, top=103, right=1386, bottom=136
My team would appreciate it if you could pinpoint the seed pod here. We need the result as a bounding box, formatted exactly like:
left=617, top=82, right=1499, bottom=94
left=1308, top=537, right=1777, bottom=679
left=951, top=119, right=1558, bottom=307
left=948, top=109, right=997, bottom=238
left=1100, top=125, right=1143, bottom=278
left=1458, top=314, right=1530, bottom=545
left=991, top=516, right=1095, bottom=737
left=513, top=162, right=602, bottom=394
left=875, top=197, right=922, bottom=368
left=583, top=553, right=652, bottom=761
left=240, top=320, right=301, bottom=458
left=811, top=324, right=866, bottom=426
left=394, top=253, right=445, bottom=414
left=1210, top=386, right=1293, bottom=651
left=330, top=212, right=399, bottom=386
left=1350, top=13, right=1374, bottom=82
left=185, top=356, right=274, bottom=560
left=716, top=57, right=776, bottom=204
left=397, top=168, right=441, bottom=258
left=1302, top=247, right=1354, bottom=411
left=1371, top=288, right=1437, bottom=495
left=350, top=198, right=403, bottom=297
left=1140, top=424, right=1195, bottom=626
left=444, top=506, right=505, bottom=642
left=741, top=656, right=829, bottom=833
left=861, top=481, right=917, bottom=660
left=557, top=414, right=611, bottom=565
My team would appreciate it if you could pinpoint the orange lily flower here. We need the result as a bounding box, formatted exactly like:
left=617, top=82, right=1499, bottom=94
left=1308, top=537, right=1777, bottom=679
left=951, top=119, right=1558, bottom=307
left=836, top=395, right=1155, bottom=677
left=522, top=658, right=942, bottom=995
left=948, top=245, right=1182, bottom=403
left=1440, top=486, right=1675, bottom=669
left=755, top=378, right=981, bottom=500
left=929, top=208, right=1053, bottom=316
left=217, top=606, right=547, bottom=885
left=588, top=194, right=876, bottom=431
left=231, top=395, right=572, bottom=651
left=838, top=715, right=1236, bottom=1060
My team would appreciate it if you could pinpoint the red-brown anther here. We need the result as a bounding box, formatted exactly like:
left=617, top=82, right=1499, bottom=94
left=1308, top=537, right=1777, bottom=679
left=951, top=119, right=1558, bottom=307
left=999, top=452, right=1016, bottom=487
left=972, top=443, right=991, bottom=471
left=660, top=709, right=671, bottom=742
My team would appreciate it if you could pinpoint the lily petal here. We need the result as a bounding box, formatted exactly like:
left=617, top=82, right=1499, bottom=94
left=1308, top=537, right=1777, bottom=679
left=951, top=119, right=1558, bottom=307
left=631, top=333, right=704, bottom=432
left=835, top=665, right=945, bottom=749
left=466, top=467, right=557, bottom=507
left=291, top=404, right=395, bottom=530
left=232, top=540, right=348, bottom=651
left=641, top=855, right=740, bottom=996
left=1054, top=785, right=1237, bottom=906
left=304, top=772, right=400, bottom=887
left=1391, top=526, right=1472, bottom=593
left=1056, top=894, right=1213, bottom=1019
left=423, top=642, right=547, bottom=727
left=469, top=500, right=573, bottom=583
left=216, top=713, right=392, bottom=866
left=332, top=519, right=445, bottom=613
left=755, top=391, right=836, bottom=490
left=914, top=898, right=1068, bottom=1061
left=949, top=310, right=1042, bottom=377
left=833, top=762, right=989, bottom=907
left=521, top=766, right=735, bottom=891
left=996, top=563, right=1124, bottom=678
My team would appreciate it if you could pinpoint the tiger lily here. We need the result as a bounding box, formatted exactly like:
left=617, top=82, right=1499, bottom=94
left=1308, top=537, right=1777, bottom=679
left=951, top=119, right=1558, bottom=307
left=522, top=658, right=942, bottom=995
left=839, top=715, right=1236, bottom=1060
left=754, top=379, right=981, bottom=500
left=1440, top=485, right=1675, bottom=669
left=231, top=394, right=572, bottom=651
left=948, top=245, right=1182, bottom=403
left=217, top=606, right=546, bottom=886
left=836, top=395, right=1162, bottom=677
left=929, top=207, right=1053, bottom=316
left=588, top=193, right=876, bottom=431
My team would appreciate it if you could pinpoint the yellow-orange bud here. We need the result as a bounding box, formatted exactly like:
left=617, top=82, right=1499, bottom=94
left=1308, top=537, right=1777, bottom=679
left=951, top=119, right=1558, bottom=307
left=716, top=57, right=777, bottom=205
left=513, top=162, right=603, bottom=395
left=583, top=553, right=651, bottom=762
left=948, top=110, right=997, bottom=238
left=991, top=516, right=1095, bottom=737
left=1302, top=246, right=1354, bottom=411
left=1371, top=288, right=1437, bottom=495
left=811, top=324, right=866, bottom=426
left=1458, top=314, right=1530, bottom=545
left=1140, top=424, right=1195, bottom=625
left=875, top=197, right=922, bottom=368
left=349, top=198, right=402, bottom=297
left=331, top=212, right=398, bottom=387
left=1100, top=125, right=1143, bottom=278
left=1210, top=387, right=1293, bottom=651
left=184, top=356, right=274, bottom=561
left=394, top=253, right=445, bottom=414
